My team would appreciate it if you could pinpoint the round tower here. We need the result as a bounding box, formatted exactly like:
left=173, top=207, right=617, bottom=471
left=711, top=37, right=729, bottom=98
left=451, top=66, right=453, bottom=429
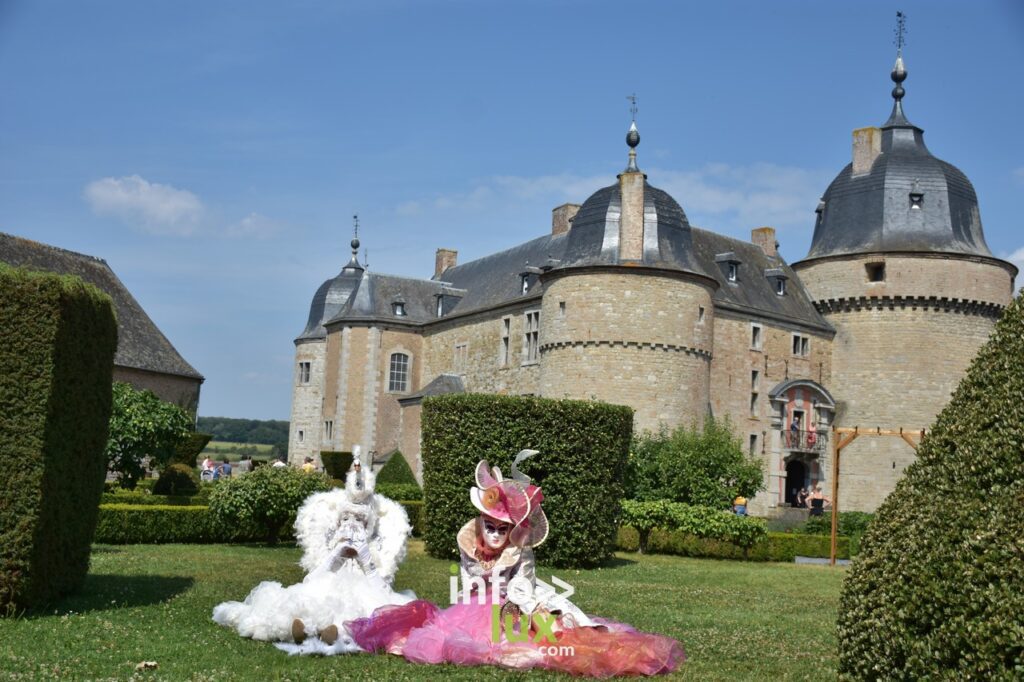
left=289, top=232, right=365, bottom=464
left=792, top=51, right=1017, bottom=511
left=539, top=121, right=718, bottom=433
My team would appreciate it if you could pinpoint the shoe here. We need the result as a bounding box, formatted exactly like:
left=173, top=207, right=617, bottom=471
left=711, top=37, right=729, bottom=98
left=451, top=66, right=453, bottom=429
left=321, top=624, right=339, bottom=646
left=291, top=618, right=307, bottom=644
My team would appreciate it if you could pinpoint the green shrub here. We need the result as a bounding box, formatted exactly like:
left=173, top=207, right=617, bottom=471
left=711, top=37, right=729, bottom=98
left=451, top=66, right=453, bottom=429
left=421, top=393, right=633, bottom=568
left=620, top=500, right=768, bottom=552
left=625, top=417, right=765, bottom=509
left=208, top=466, right=332, bottom=545
left=172, top=432, right=213, bottom=468
left=797, top=511, right=873, bottom=537
left=93, top=504, right=262, bottom=544
left=376, top=483, right=423, bottom=501
left=616, top=527, right=851, bottom=561
left=0, top=265, right=117, bottom=612
left=104, top=382, right=193, bottom=489
left=320, top=451, right=353, bottom=479
left=99, top=492, right=202, bottom=507
left=838, top=292, right=1024, bottom=680
left=376, top=451, right=420, bottom=487
left=153, top=463, right=199, bottom=496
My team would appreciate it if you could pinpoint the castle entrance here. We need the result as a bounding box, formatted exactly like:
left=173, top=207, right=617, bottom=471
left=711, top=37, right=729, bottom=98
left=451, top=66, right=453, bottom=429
left=784, top=459, right=807, bottom=506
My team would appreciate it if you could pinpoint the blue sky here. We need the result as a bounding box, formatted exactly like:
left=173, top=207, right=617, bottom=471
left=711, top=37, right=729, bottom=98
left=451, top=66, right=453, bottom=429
left=1, top=1, right=1022, bottom=420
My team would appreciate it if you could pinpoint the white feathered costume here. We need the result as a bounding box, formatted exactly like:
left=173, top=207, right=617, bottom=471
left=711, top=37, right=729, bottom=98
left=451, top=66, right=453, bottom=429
left=212, top=454, right=415, bottom=655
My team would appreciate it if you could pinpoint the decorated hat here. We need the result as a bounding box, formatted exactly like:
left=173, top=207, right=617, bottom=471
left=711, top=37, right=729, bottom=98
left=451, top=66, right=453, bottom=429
left=470, top=449, right=549, bottom=548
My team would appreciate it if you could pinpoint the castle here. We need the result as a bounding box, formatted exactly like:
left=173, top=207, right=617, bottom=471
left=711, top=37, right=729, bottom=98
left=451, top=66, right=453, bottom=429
left=288, top=51, right=1016, bottom=515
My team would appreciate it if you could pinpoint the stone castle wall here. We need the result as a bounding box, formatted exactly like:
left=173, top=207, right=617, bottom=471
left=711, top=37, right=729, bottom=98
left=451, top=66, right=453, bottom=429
left=112, top=366, right=202, bottom=416
left=288, top=339, right=325, bottom=465
left=538, top=269, right=714, bottom=433
left=373, top=329, right=423, bottom=456
left=795, top=254, right=1012, bottom=511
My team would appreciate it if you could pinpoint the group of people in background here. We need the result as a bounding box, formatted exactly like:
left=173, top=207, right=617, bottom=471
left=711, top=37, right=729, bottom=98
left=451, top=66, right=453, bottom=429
left=201, top=454, right=254, bottom=480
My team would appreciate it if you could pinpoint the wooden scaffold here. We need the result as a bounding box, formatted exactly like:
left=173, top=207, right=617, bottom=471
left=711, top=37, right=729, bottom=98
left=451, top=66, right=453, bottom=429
left=828, top=426, right=926, bottom=566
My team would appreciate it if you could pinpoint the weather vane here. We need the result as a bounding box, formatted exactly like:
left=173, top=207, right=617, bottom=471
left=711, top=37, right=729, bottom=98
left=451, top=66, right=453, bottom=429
left=627, top=93, right=638, bottom=122
left=894, top=11, right=907, bottom=54
left=352, top=214, right=359, bottom=239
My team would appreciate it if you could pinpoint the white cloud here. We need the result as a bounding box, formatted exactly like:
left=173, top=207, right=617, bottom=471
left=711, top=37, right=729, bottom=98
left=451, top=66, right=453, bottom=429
left=227, top=212, right=284, bottom=239
left=1002, top=246, right=1024, bottom=292
left=84, top=175, right=204, bottom=236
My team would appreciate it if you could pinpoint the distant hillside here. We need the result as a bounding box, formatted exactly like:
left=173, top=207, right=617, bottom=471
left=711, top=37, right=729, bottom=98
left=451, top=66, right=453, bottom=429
left=196, top=417, right=289, bottom=446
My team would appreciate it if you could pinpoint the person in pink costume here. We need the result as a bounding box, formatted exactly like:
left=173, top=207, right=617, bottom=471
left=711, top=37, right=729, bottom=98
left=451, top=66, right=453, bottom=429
left=348, top=450, right=684, bottom=677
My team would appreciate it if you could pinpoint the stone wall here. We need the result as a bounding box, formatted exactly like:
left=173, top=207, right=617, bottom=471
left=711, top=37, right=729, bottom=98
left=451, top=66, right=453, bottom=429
left=112, top=366, right=202, bottom=415
left=373, top=329, right=423, bottom=456
left=538, top=269, right=714, bottom=433
left=288, top=339, right=325, bottom=465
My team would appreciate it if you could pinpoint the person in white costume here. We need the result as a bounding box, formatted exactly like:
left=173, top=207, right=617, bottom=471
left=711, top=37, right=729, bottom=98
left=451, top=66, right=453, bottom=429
left=212, top=447, right=415, bottom=655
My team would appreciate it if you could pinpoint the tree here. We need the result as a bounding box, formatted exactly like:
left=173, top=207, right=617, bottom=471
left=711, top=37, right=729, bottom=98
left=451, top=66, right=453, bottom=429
left=838, top=292, right=1024, bottom=679
left=208, top=465, right=333, bottom=545
left=105, top=382, right=193, bottom=489
left=625, top=417, right=764, bottom=509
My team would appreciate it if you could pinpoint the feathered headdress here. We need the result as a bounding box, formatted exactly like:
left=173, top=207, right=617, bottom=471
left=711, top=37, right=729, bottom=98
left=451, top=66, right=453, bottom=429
left=469, top=449, right=548, bottom=548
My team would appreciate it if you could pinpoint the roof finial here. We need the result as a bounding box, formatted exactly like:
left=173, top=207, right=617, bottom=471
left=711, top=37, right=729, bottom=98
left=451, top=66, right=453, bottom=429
left=884, top=11, right=913, bottom=128
left=342, top=213, right=364, bottom=272
left=625, top=93, right=640, bottom=172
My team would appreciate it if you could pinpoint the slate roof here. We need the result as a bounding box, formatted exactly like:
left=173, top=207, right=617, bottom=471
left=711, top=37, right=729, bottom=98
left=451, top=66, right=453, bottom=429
left=297, top=261, right=365, bottom=341
left=691, top=228, right=832, bottom=333
left=804, top=70, right=992, bottom=261
left=397, top=373, right=465, bottom=405
left=0, top=232, right=203, bottom=380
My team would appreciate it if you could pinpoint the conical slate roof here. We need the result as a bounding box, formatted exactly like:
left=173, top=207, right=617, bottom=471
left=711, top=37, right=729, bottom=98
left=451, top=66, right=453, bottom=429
left=805, top=54, right=992, bottom=260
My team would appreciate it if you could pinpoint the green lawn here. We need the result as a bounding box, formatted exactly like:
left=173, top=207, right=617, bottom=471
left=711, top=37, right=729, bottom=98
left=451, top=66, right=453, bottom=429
left=0, top=541, right=844, bottom=680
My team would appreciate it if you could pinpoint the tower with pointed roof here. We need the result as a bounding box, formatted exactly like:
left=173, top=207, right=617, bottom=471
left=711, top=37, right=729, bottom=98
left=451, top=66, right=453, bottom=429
left=791, top=46, right=1017, bottom=510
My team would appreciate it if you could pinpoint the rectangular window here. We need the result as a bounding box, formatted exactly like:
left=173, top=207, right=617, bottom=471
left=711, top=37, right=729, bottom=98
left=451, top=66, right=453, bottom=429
left=698, top=305, right=705, bottom=323
left=559, top=301, right=566, bottom=318
left=750, top=392, right=759, bottom=417
left=728, top=263, right=738, bottom=282
left=500, top=317, right=511, bottom=366
left=454, top=343, right=468, bottom=373
left=749, top=434, right=758, bottom=455
left=750, top=323, right=762, bottom=350
left=792, top=334, right=810, bottom=357
left=298, top=361, right=311, bottom=384
left=523, top=310, right=540, bottom=363
left=775, top=278, right=786, bottom=296
left=298, top=430, right=304, bottom=443
left=866, top=262, right=886, bottom=282
left=388, top=353, right=409, bottom=392
left=751, top=369, right=760, bottom=392
left=324, top=420, right=333, bottom=440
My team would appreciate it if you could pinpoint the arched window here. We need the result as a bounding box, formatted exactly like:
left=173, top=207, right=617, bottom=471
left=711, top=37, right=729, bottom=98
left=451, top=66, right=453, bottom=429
left=389, top=352, right=410, bottom=392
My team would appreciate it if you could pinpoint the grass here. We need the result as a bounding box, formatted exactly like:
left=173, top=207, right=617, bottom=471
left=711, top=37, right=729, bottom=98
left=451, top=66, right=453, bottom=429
left=201, top=441, right=276, bottom=462
left=0, top=541, right=844, bottom=681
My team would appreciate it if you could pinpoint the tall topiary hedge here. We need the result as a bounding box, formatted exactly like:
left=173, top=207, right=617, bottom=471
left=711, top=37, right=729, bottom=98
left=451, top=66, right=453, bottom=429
left=838, top=291, right=1024, bottom=679
left=377, top=450, right=420, bottom=488
left=421, top=393, right=633, bottom=568
left=0, top=265, right=117, bottom=612
left=320, top=451, right=353, bottom=479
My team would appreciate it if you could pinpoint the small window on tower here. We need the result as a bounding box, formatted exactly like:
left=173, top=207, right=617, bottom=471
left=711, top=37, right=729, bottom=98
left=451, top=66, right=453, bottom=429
left=866, top=262, right=886, bottom=282
left=698, top=305, right=706, bottom=323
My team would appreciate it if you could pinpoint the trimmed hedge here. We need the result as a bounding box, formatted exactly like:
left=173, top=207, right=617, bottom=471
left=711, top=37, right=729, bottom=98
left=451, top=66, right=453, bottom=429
left=377, top=451, right=420, bottom=487
left=94, top=505, right=262, bottom=544
left=620, top=499, right=767, bottom=552
left=838, top=291, right=1024, bottom=679
left=0, top=265, right=117, bottom=612
left=376, top=483, right=423, bottom=501
left=172, top=432, right=213, bottom=468
left=617, top=527, right=852, bottom=561
left=99, top=492, right=205, bottom=507
left=153, top=463, right=199, bottom=496
left=400, top=500, right=424, bottom=538
left=421, top=394, right=633, bottom=568
left=320, top=451, right=353, bottom=479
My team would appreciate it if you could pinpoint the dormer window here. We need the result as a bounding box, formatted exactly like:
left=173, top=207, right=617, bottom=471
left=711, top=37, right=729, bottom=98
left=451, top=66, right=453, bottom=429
left=392, top=299, right=406, bottom=316
left=776, top=278, right=786, bottom=296
left=765, top=267, right=787, bottom=296
left=715, top=252, right=741, bottom=283
left=435, top=295, right=444, bottom=317
left=521, top=274, right=530, bottom=294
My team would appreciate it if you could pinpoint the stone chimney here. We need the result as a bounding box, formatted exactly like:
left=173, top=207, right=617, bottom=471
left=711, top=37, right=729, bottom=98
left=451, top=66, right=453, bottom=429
left=852, top=127, right=882, bottom=175
left=551, top=203, right=581, bottom=236
left=751, top=227, right=777, bottom=258
left=434, top=248, right=457, bottom=278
